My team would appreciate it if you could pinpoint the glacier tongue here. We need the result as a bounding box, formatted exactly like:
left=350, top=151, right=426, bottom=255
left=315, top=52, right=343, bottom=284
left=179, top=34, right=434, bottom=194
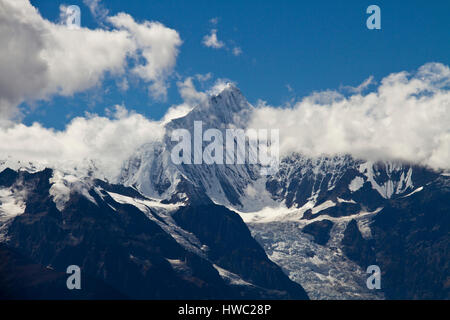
left=248, top=218, right=384, bottom=300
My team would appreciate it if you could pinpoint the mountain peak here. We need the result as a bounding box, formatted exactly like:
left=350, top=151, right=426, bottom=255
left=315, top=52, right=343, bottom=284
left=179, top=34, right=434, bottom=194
left=166, top=82, right=251, bottom=130
left=206, top=83, right=250, bottom=115
left=210, top=82, right=240, bottom=96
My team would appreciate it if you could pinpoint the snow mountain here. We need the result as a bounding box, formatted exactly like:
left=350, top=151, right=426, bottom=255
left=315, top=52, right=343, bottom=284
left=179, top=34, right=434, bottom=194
left=0, top=84, right=448, bottom=299
left=117, top=84, right=449, bottom=299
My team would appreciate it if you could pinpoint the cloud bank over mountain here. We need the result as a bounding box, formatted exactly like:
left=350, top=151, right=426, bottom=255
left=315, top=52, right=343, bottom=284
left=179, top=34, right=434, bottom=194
left=0, top=1, right=448, bottom=179
left=249, top=63, right=450, bottom=171
left=0, top=106, right=164, bottom=180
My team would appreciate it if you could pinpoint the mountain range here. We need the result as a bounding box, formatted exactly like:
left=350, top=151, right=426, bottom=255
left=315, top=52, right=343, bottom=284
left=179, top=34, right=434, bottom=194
left=1, top=85, right=448, bottom=299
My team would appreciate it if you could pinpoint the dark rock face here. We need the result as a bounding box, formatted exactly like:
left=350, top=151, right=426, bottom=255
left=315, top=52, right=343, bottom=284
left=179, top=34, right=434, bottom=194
left=341, top=220, right=375, bottom=267
left=0, top=168, right=309, bottom=300
left=3, top=171, right=227, bottom=299
left=369, top=178, right=450, bottom=300
left=341, top=177, right=450, bottom=299
left=302, top=220, right=334, bottom=246
left=0, top=244, right=126, bottom=300
left=0, top=167, right=18, bottom=187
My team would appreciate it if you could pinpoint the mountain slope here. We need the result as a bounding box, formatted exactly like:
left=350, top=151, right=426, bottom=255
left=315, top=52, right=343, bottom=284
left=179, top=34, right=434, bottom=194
left=342, top=176, right=450, bottom=299
left=0, top=167, right=308, bottom=299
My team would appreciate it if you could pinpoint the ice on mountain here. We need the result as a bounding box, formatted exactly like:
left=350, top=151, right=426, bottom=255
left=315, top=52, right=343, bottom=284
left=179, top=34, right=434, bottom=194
left=106, top=191, right=205, bottom=257
left=349, top=176, right=364, bottom=192
left=0, top=187, right=26, bottom=241
left=311, top=200, right=336, bottom=215
left=213, top=264, right=254, bottom=287
left=0, top=188, right=26, bottom=222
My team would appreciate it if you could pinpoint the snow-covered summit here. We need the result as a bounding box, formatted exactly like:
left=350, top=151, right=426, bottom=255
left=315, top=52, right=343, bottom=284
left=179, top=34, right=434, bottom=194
left=169, top=82, right=253, bottom=131
left=119, top=85, right=442, bottom=215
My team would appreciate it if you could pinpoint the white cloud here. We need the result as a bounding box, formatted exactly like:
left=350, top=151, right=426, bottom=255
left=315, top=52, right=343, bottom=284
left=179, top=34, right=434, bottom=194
left=162, top=103, right=193, bottom=124
left=176, top=75, right=233, bottom=106
left=202, top=19, right=242, bottom=56
left=232, top=46, right=242, bottom=56
left=248, top=63, right=450, bottom=171
left=202, top=29, right=225, bottom=49
left=83, top=0, right=109, bottom=22
left=163, top=76, right=233, bottom=123
left=208, top=79, right=236, bottom=95
left=117, top=78, right=129, bottom=92
left=342, top=76, right=375, bottom=94
left=195, top=73, right=212, bottom=82
left=0, top=105, right=164, bottom=180
left=108, top=13, right=182, bottom=100
left=0, top=0, right=182, bottom=125
left=177, top=77, right=208, bottom=105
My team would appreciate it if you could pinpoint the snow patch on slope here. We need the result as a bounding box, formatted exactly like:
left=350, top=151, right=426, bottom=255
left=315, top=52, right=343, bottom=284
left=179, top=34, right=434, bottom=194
left=213, top=264, right=254, bottom=287
left=0, top=188, right=26, bottom=221
left=402, top=186, right=423, bottom=198
left=358, top=162, right=414, bottom=199
left=106, top=191, right=206, bottom=257
left=311, top=200, right=336, bottom=215
left=349, top=176, right=364, bottom=192
left=0, top=187, right=26, bottom=241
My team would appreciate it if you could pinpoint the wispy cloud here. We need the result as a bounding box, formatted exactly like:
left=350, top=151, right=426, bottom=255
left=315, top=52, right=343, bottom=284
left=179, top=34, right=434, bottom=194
left=232, top=46, right=242, bottom=56
left=209, top=17, right=219, bottom=25
left=202, top=18, right=243, bottom=56
left=83, top=0, right=109, bottom=22
left=341, top=76, right=375, bottom=94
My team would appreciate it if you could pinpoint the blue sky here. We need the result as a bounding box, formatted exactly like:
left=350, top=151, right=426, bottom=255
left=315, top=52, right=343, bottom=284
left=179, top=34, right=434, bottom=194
left=26, top=0, right=450, bottom=130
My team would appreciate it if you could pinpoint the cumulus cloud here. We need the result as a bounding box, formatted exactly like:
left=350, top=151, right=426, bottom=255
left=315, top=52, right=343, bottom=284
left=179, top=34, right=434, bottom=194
left=202, top=29, right=225, bottom=49
left=176, top=75, right=235, bottom=105
left=108, top=13, right=182, bottom=100
left=248, top=63, right=450, bottom=171
left=177, top=77, right=208, bottom=105
left=202, top=18, right=242, bottom=56
left=0, top=0, right=181, bottom=125
left=0, top=105, right=164, bottom=180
